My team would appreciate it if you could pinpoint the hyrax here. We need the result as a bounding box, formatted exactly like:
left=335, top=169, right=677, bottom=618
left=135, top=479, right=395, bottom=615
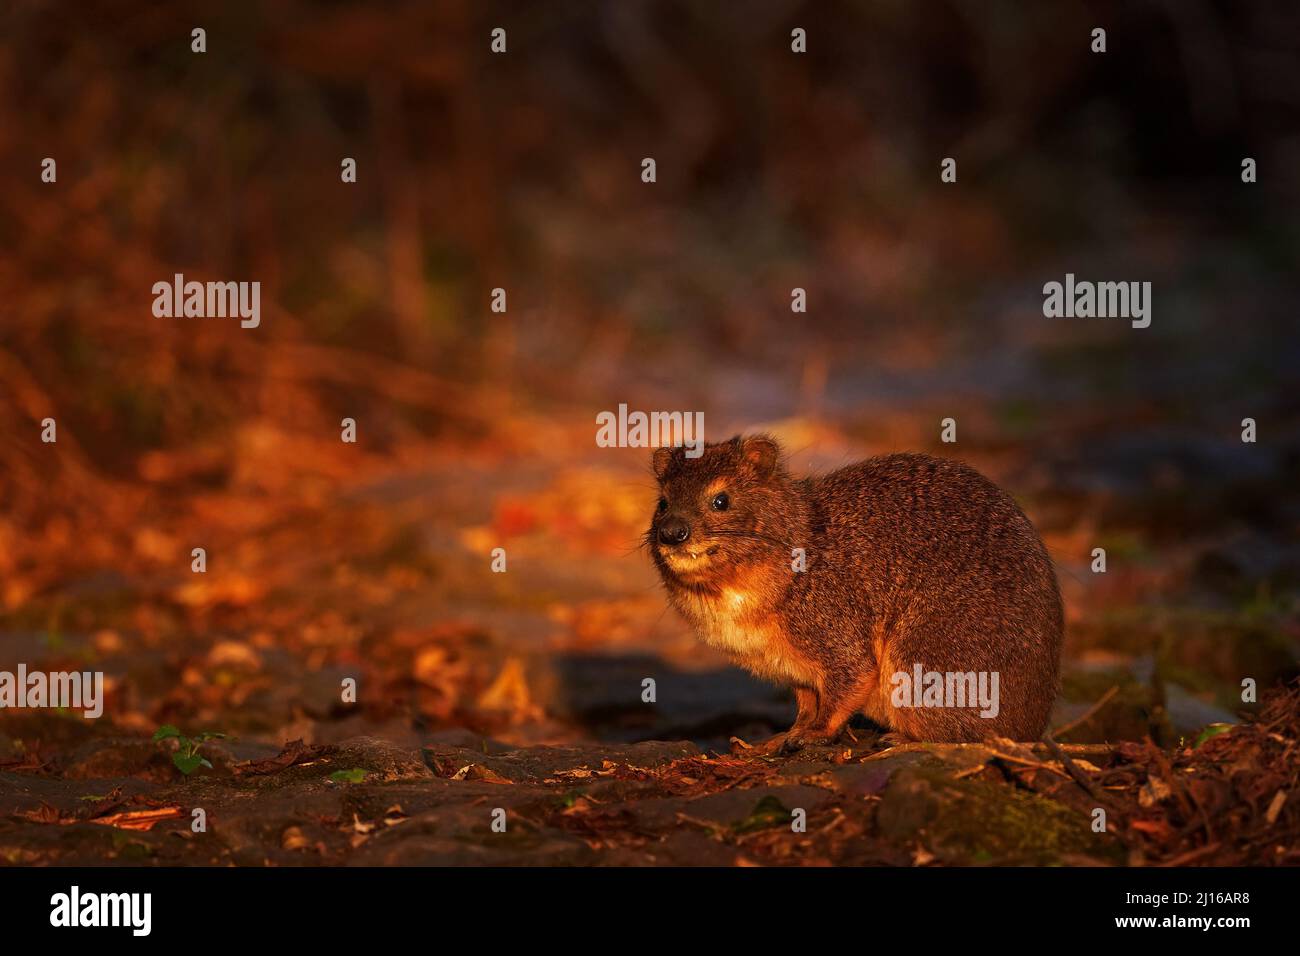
left=648, top=435, right=1063, bottom=751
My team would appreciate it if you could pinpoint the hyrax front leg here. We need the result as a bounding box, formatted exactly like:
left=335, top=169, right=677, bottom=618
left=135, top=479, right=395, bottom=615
left=777, top=677, right=874, bottom=754
left=754, top=686, right=819, bottom=754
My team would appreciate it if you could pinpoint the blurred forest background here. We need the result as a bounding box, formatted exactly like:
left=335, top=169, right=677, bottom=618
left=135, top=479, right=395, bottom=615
left=0, top=1, right=1298, bottom=864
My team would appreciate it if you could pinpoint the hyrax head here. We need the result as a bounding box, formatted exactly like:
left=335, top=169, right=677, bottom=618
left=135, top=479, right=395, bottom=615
left=648, top=434, right=785, bottom=586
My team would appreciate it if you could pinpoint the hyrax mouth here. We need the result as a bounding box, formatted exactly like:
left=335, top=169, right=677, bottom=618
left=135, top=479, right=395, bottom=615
left=664, top=544, right=720, bottom=565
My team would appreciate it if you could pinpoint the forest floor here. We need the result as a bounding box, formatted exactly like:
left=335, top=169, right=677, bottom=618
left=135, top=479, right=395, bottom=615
left=2, top=374, right=1298, bottom=866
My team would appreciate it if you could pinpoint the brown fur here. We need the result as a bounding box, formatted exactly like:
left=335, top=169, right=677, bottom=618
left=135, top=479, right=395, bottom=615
left=648, top=435, right=1063, bottom=749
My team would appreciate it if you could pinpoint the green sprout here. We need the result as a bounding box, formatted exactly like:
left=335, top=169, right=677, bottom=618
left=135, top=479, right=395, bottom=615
left=1192, top=723, right=1235, bottom=749
left=152, top=725, right=226, bottom=775
left=329, top=768, right=368, bottom=784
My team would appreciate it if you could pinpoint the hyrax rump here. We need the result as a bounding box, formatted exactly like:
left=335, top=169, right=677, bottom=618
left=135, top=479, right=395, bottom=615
left=648, top=435, right=1063, bottom=751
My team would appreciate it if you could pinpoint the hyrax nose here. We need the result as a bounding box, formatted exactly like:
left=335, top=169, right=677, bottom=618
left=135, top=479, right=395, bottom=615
left=658, top=517, right=690, bottom=545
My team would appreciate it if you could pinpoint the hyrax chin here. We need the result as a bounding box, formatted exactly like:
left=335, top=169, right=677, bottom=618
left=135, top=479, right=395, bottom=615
left=648, top=434, right=1063, bottom=753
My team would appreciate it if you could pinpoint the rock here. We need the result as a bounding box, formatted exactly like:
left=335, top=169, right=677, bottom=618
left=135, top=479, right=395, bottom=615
left=876, top=764, right=1124, bottom=865
left=684, top=785, right=831, bottom=829
left=346, top=804, right=594, bottom=866
left=62, top=738, right=173, bottom=781
left=422, top=728, right=515, bottom=754
left=876, top=771, right=941, bottom=838
left=423, top=740, right=700, bottom=784
left=333, top=736, right=433, bottom=782
left=827, top=753, right=930, bottom=797
left=645, top=829, right=739, bottom=865
left=615, top=794, right=688, bottom=830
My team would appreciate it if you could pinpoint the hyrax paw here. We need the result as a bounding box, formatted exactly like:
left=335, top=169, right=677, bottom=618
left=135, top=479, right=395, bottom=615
left=749, top=733, right=790, bottom=756
left=778, top=734, right=810, bottom=755
left=751, top=729, right=841, bottom=757
left=778, top=730, right=846, bottom=755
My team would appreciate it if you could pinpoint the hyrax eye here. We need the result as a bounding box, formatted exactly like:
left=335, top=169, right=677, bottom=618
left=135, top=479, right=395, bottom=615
left=711, top=492, right=730, bottom=511
left=657, top=497, right=668, bottom=513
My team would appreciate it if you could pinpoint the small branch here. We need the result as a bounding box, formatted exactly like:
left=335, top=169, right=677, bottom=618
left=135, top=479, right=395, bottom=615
left=1051, top=685, right=1120, bottom=740
left=1042, top=732, right=1111, bottom=808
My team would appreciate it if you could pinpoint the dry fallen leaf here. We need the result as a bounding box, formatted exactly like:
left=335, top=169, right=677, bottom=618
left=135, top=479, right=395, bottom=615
left=561, top=796, right=596, bottom=815
left=1139, top=776, right=1172, bottom=808
left=174, top=573, right=264, bottom=608
left=1265, top=789, right=1287, bottom=826
left=1129, top=818, right=1175, bottom=840
left=281, top=826, right=311, bottom=850
left=13, top=802, right=62, bottom=824
left=235, top=739, right=338, bottom=777
left=208, top=640, right=263, bottom=670
left=87, top=807, right=183, bottom=831
left=449, top=763, right=512, bottom=784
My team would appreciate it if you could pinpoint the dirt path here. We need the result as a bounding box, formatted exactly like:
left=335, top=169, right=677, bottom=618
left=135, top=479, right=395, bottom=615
left=2, top=397, right=1298, bottom=865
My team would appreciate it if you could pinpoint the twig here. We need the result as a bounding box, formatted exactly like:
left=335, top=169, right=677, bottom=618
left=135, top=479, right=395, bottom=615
left=1051, top=685, right=1119, bottom=740
left=1037, top=743, right=1119, bottom=757
left=987, top=750, right=1072, bottom=779
left=1042, top=732, right=1111, bottom=807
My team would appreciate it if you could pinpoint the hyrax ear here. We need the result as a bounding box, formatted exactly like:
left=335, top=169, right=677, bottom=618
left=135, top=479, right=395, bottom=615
left=652, top=445, right=678, bottom=480
left=741, top=434, right=780, bottom=478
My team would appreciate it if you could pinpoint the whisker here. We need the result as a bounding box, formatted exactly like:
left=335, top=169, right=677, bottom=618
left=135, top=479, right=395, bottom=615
left=697, top=528, right=797, bottom=551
